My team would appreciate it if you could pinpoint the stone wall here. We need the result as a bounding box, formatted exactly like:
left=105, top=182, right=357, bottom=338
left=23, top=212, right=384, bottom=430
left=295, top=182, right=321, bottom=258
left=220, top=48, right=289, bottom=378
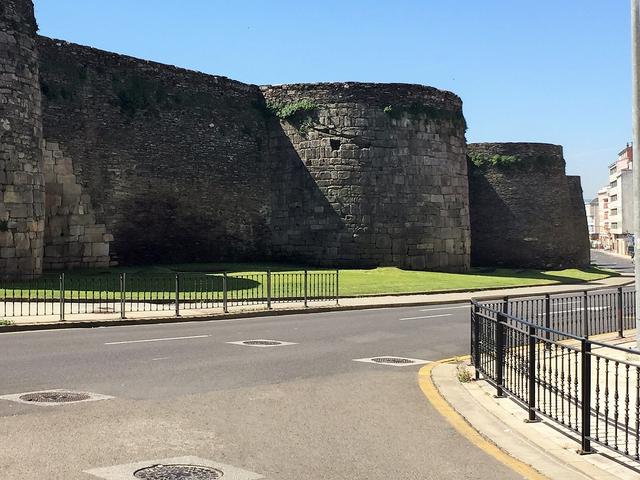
left=0, top=0, right=45, bottom=276
left=37, top=37, right=272, bottom=266
left=263, top=83, right=471, bottom=271
left=467, top=143, right=590, bottom=268
left=43, top=140, right=112, bottom=269
left=0, top=4, right=591, bottom=274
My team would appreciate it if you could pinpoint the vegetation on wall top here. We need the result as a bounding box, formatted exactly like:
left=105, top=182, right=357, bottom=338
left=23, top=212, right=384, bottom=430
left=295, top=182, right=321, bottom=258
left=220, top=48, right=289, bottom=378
left=382, top=102, right=467, bottom=131
left=468, top=152, right=560, bottom=170
left=265, top=98, right=319, bottom=135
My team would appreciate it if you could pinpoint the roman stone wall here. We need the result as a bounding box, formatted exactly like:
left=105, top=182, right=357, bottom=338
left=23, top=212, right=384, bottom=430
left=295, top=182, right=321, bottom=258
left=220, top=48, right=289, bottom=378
left=467, top=143, right=590, bottom=268
left=43, top=140, right=112, bottom=269
left=263, top=83, right=471, bottom=271
left=0, top=0, right=45, bottom=276
left=566, top=175, right=591, bottom=264
left=37, top=37, right=272, bottom=266
left=1, top=4, right=591, bottom=274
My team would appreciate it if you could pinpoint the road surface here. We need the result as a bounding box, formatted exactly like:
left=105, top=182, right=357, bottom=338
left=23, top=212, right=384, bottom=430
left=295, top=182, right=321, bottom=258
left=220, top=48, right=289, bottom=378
left=0, top=302, right=523, bottom=479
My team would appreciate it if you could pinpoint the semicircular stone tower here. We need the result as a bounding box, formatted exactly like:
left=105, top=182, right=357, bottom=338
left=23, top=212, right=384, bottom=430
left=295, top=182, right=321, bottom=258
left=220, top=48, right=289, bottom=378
left=264, top=82, right=471, bottom=272
left=0, top=0, right=45, bottom=277
left=467, top=142, right=590, bottom=268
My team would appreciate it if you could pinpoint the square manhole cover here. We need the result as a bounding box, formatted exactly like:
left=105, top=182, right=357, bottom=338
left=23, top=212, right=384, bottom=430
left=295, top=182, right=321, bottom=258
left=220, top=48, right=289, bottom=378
left=85, top=456, right=264, bottom=480
left=227, top=339, right=297, bottom=348
left=0, top=389, right=113, bottom=406
left=353, top=356, right=431, bottom=367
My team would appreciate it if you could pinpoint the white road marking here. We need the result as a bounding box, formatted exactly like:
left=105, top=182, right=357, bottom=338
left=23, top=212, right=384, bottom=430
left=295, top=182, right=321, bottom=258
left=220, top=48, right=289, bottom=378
left=152, top=357, right=170, bottom=361
left=104, top=335, right=210, bottom=345
left=420, top=305, right=470, bottom=312
left=399, top=314, right=452, bottom=321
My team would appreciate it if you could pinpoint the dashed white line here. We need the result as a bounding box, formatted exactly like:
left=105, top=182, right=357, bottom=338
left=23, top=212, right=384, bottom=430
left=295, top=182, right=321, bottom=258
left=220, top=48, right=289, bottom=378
left=420, top=305, right=470, bottom=312
left=104, top=335, right=210, bottom=345
left=399, top=314, right=453, bottom=321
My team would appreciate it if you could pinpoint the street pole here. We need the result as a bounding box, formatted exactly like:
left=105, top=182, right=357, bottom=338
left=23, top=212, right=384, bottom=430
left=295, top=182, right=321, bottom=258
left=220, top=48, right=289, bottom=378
left=633, top=0, right=640, bottom=349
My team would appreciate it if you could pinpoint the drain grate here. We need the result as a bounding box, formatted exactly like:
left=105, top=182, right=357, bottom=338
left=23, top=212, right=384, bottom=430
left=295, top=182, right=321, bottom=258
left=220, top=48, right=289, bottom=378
left=19, top=391, right=91, bottom=403
left=371, top=357, right=415, bottom=364
left=227, top=339, right=297, bottom=348
left=242, top=340, right=282, bottom=346
left=134, top=464, right=223, bottom=479
left=353, top=356, right=431, bottom=367
left=0, top=389, right=113, bottom=406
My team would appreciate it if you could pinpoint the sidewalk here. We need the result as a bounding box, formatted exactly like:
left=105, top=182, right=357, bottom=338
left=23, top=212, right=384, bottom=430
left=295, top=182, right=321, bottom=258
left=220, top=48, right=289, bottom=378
left=0, top=275, right=633, bottom=331
left=428, top=333, right=640, bottom=480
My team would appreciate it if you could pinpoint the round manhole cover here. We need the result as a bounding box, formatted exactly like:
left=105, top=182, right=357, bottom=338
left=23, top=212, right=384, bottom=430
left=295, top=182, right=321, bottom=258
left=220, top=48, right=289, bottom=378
left=371, top=357, right=415, bottom=364
left=243, top=340, right=282, bottom=346
left=19, top=391, right=91, bottom=403
left=134, top=464, right=223, bottom=480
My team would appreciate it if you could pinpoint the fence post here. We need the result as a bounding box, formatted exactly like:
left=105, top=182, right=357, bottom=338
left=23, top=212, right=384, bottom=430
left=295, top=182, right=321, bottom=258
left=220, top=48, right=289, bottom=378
left=223, top=273, right=228, bottom=313
left=120, top=272, right=126, bottom=319
left=544, top=293, right=551, bottom=346
left=583, top=291, right=589, bottom=338
left=526, top=324, right=540, bottom=422
left=502, top=296, right=509, bottom=315
left=472, top=302, right=481, bottom=380
left=617, top=286, right=624, bottom=338
left=335, top=269, right=340, bottom=305
left=266, top=270, right=272, bottom=310
left=59, top=273, right=65, bottom=322
left=304, top=270, right=308, bottom=308
left=175, top=274, right=180, bottom=317
left=579, top=339, right=593, bottom=454
left=495, top=311, right=506, bottom=398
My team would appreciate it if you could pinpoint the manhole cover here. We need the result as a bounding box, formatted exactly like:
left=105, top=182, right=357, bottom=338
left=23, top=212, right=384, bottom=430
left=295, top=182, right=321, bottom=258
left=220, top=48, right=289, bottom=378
left=18, top=391, right=91, bottom=403
left=371, top=357, right=415, bottom=364
left=134, top=464, right=223, bottom=479
left=242, top=340, right=282, bottom=346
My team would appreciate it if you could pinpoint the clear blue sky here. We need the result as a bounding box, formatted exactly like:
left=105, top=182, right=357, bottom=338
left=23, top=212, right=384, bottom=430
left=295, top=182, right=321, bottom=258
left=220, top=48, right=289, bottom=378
left=34, top=0, right=631, bottom=200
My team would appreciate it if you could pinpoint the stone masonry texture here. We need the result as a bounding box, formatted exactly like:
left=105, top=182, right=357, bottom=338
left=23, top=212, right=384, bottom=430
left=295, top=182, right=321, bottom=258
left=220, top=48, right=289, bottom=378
left=467, top=143, right=590, bottom=268
left=1, top=1, right=591, bottom=274
left=263, top=83, right=471, bottom=271
left=0, top=0, right=45, bottom=277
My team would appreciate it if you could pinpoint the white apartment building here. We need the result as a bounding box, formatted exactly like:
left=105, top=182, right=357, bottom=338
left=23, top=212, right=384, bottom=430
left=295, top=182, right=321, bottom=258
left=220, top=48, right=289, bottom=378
left=596, top=144, right=634, bottom=254
left=585, top=198, right=599, bottom=240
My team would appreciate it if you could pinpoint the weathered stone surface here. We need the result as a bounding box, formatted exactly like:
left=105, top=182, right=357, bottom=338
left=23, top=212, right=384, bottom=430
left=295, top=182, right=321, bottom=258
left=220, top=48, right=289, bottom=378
left=0, top=0, right=45, bottom=277
left=467, top=143, right=589, bottom=269
left=41, top=140, right=113, bottom=269
left=264, top=83, right=471, bottom=271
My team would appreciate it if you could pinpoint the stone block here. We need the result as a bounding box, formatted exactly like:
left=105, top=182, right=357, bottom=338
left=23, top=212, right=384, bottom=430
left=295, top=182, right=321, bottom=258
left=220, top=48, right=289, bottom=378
left=0, top=231, right=13, bottom=248
left=45, top=245, right=63, bottom=258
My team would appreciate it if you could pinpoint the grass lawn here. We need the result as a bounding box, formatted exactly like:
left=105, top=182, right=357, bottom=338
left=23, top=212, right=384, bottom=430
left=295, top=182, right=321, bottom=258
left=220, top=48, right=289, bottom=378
left=0, top=262, right=615, bottom=300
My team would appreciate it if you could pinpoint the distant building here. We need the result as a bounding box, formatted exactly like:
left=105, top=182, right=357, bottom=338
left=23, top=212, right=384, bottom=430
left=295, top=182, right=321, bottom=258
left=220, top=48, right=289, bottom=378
left=595, top=144, right=634, bottom=254
left=585, top=198, right=599, bottom=241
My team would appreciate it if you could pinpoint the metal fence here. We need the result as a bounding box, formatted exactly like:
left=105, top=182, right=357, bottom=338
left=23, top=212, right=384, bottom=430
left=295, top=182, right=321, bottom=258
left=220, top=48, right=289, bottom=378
left=0, top=270, right=339, bottom=321
left=471, top=286, right=640, bottom=462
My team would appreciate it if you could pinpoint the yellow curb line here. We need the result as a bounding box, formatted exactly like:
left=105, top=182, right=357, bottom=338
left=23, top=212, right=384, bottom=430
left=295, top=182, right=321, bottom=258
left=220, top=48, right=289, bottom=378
left=418, top=358, right=549, bottom=480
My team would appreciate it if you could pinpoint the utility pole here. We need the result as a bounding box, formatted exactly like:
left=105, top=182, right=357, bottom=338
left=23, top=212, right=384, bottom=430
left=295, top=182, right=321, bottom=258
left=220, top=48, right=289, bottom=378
left=633, top=0, right=640, bottom=349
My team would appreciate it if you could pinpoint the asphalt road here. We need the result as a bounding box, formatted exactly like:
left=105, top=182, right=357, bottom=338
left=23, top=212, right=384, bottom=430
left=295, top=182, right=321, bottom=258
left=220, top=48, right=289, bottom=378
left=0, top=302, right=524, bottom=479
left=591, top=248, right=634, bottom=275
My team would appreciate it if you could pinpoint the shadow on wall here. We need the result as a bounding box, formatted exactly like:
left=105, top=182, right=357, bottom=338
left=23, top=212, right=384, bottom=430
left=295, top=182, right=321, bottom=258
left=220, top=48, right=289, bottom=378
left=268, top=115, right=351, bottom=267
left=113, top=187, right=270, bottom=265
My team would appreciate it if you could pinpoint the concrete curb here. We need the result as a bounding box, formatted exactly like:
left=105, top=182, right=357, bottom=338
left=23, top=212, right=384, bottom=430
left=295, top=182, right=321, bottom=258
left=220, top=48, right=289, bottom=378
left=0, top=276, right=634, bottom=333
left=426, top=361, right=639, bottom=480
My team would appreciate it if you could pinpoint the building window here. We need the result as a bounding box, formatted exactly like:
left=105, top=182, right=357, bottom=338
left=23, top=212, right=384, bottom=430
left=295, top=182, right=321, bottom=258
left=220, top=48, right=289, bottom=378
left=611, top=222, right=618, bottom=229
left=610, top=194, right=618, bottom=202
left=611, top=208, right=618, bottom=215
left=610, top=166, right=617, bottom=174
left=610, top=180, right=618, bottom=188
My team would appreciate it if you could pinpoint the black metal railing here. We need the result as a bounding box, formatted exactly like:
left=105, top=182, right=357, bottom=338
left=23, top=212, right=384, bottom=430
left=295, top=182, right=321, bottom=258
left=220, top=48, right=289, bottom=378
left=0, top=269, right=340, bottom=321
left=471, top=285, right=640, bottom=462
